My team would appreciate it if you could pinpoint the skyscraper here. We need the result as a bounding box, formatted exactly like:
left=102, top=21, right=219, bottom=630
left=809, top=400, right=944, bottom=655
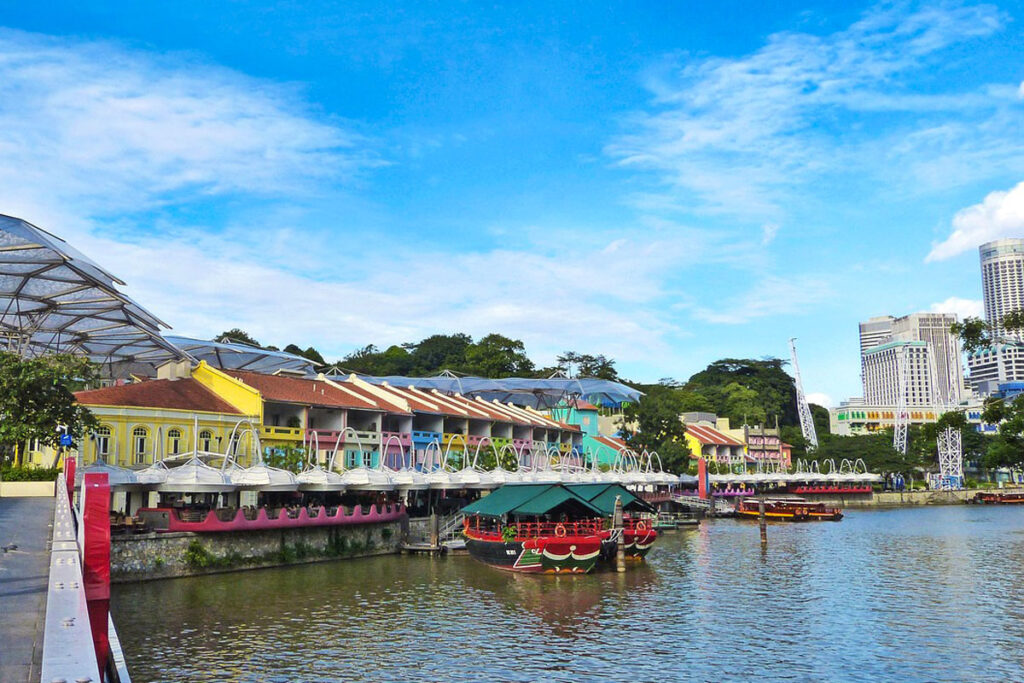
left=980, top=238, right=1024, bottom=341
left=859, top=312, right=964, bottom=406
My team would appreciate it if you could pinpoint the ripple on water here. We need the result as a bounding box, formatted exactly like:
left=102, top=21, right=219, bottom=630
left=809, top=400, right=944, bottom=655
left=112, top=506, right=1024, bottom=683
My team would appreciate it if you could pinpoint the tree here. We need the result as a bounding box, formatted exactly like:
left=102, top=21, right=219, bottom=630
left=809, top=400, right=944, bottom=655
left=217, top=328, right=261, bottom=347
left=283, top=344, right=327, bottom=367
left=409, top=333, right=473, bottom=374
left=621, top=385, right=691, bottom=472
left=952, top=310, right=1024, bottom=352
left=556, top=352, right=619, bottom=380
left=0, top=353, right=98, bottom=461
left=465, top=334, right=535, bottom=378
left=686, top=358, right=798, bottom=427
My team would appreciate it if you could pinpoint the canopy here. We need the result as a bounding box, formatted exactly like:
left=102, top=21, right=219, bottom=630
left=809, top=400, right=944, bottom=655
left=0, top=214, right=184, bottom=367
left=164, top=336, right=316, bottom=374
left=350, top=374, right=643, bottom=408
left=565, top=483, right=655, bottom=514
left=461, top=483, right=604, bottom=518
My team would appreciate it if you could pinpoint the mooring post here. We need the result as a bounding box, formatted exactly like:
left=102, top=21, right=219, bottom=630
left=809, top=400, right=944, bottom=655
left=758, top=498, right=767, bottom=546
left=429, top=512, right=439, bottom=549
left=614, top=495, right=626, bottom=573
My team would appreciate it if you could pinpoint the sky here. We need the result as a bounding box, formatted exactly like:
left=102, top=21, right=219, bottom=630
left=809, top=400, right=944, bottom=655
left=1, top=0, right=1023, bottom=406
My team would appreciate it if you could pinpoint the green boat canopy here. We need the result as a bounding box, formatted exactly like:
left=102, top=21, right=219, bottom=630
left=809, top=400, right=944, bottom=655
left=461, top=484, right=605, bottom=519
left=565, top=483, right=656, bottom=515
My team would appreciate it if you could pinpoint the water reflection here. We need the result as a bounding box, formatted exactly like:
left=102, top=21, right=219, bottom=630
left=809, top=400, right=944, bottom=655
left=114, top=507, right=1024, bottom=682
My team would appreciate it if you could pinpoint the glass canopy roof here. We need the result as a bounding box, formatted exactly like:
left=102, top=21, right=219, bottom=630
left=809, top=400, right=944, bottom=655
left=163, top=336, right=317, bottom=374
left=0, top=214, right=184, bottom=366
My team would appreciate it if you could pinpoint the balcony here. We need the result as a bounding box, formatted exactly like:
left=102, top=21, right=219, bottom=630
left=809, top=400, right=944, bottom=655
left=411, top=430, right=441, bottom=446
left=442, top=433, right=470, bottom=449
left=381, top=431, right=413, bottom=448
left=260, top=425, right=304, bottom=441
left=345, top=430, right=380, bottom=448
left=512, top=438, right=531, bottom=451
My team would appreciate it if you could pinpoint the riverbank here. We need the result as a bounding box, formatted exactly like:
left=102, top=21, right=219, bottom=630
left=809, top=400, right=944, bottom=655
left=789, top=486, right=1024, bottom=509
left=111, top=519, right=404, bottom=582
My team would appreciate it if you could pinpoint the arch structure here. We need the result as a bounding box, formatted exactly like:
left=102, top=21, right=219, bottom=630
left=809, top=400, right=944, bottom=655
left=0, top=214, right=185, bottom=372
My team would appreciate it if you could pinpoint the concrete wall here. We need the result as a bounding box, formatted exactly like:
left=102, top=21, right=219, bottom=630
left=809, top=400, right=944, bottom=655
left=111, top=520, right=403, bottom=583
left=0, top=481, right=55, bottom=497
left=795, top=487, right=1024, bottom=508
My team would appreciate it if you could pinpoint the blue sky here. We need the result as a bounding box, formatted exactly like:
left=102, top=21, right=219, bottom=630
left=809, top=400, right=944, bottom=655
left=1, top=1, right=1023, bottom=405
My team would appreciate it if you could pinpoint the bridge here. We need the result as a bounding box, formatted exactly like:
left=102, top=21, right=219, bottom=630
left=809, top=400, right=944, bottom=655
left=0, top=471, right=131, bottom=682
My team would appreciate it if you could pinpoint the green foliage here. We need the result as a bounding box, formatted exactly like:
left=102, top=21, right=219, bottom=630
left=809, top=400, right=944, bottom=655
left=555, top=352, right=619, bottom=380
left=217, top=328, right=262, bottom=347
left=685, top=358, right=800, bottom=427
left=465, top=334, right=535, bottom=377
left=501, top=525, right=517, bottom=542
left=621, top=385, right=691, bottom=472
left=952, top=310, right=1024, bottom=352
left=184, top=540, right=216, bottom=568
left=810, top=432, right=927, bottom=474
left=0, top=352, right=98, bottom=456
left=263, top=446, right=308, bottom=473
left=0, top=465, right=60, bottom=481
left=283, top=344, right=327, bottom=367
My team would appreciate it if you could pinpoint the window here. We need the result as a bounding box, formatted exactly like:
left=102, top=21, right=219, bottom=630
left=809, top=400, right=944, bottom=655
left=168, top=428, right=182, bottom=455
left=95, top=426, right=111, bottom=458
left=132, top=427, right=148, bottom=464
left=200, top=430, right=213, bottom=452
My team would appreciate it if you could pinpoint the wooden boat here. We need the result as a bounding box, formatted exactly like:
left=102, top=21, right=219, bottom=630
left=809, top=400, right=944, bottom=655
left=461, top=484, right=606, bottom=574
left=736, top=498, right=843, bottom=522
left=565, top=483, right=659, bottom=561
left=973, top=491, right=1024, bottom=504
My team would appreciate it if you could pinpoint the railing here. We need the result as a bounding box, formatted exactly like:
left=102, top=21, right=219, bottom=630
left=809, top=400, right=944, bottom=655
left=791, top=485, right=872, bottom=494
left=467, top=519, right=606, bottom=540
left=260, top=425, right=304, bottom=440
left=381, top=431, right=413, bottom=447
left=150, top=504, right=407, bottom=532
left=411, top=430, right=441, bottom=444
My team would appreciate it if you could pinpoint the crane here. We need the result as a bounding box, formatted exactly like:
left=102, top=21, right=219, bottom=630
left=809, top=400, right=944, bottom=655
left=789, top=338, right=818, bottom=451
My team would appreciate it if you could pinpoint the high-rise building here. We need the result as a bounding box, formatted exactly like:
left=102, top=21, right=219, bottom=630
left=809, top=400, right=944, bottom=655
left=980, top=238, right=1024, bottom=341
left=859, top=316, right=894, bottom=356
left=967, top=239, right=1024, bottom=394
left=859, top=312, right=964, bottom=406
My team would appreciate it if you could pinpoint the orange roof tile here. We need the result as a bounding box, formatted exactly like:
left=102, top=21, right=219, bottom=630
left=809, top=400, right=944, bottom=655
left=75, top=379, right=243, bottom=414
left=224, top=370, right=379, bottom=410
left=685, top=424, right=744, bottom=446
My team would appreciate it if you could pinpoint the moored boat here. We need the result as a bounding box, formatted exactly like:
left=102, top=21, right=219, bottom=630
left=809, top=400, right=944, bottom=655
left=973, top=491, right=1024, bottom=504
left=461, top=484, right=606, bottom=574
left=564, top=483, right=659, bottom=560
left=736, top=497, right=843, bottom=521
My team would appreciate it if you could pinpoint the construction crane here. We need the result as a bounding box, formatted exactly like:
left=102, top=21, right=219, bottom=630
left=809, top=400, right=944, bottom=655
left=789, top=338, right=818, bottom=451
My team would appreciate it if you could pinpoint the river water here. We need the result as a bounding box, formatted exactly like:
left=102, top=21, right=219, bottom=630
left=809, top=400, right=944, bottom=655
left=112, top=506, right=1024, bottom=682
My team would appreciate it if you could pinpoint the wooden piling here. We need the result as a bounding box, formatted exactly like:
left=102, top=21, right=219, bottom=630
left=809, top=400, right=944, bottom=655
left=613, top=495, right=626, bottom=573
left=758, top=499, right=767, bottom=546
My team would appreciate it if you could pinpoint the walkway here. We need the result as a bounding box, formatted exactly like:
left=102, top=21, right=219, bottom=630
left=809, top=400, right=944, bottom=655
left=0, top=496, right=54, bottom=682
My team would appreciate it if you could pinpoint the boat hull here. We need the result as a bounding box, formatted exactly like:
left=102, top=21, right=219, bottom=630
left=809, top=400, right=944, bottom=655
left=465, top=533, right=601, bottom=574
left=736, top=502, right=843, bottom=522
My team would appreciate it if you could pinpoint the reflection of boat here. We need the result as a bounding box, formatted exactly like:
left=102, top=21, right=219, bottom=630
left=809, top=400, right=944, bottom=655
left=973, top=491, right=1024, bottom=504
left=461, top=484, right=605, bottom=574
left=736, top=498, right=843, bottom=522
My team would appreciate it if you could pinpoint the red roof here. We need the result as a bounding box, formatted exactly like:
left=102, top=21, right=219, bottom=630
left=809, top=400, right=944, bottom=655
left=75, top=379, right=243, bottom=414
left=332, top=381, right=413, bottom=415
left=591, top=435, right=628, bottom=450
left=225, top=370, right=379, bottom=410
left=685, top=424, right=744, bottom=446
left=571, top=400, right=600, bottom=411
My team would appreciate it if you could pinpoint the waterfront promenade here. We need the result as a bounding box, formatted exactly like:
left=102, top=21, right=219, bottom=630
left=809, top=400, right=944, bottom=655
left=0, top=496, right=53, bottom=682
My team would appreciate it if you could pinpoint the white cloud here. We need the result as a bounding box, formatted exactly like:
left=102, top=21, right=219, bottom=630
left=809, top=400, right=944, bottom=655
left=929, top=296, right=983, bottom=320
left=761, top=223, right=779, bottom=245
left=926, top=181, right=1024, bottom=261
left=607, top=3, right=1017, bottom=216
left=0, top=29, right=380, bottom=215
left=1018, top=81, right=1024, bottom=99
left=806, top=392, right=834, bottom=408
left=692, top=274, right=833, bottom=325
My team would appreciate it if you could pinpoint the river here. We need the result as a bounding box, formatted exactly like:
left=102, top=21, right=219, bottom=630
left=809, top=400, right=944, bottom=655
left=112, top=506, right=1024, bottom=682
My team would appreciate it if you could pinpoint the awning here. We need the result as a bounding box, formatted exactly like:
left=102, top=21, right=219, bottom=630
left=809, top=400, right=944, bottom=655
left=461, top=483, right=604, bottom=518
left=565, top=483, right=655, bottom=514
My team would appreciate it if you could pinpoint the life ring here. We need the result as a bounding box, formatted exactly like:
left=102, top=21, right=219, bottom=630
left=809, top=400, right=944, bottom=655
left=554, top=523, right=567, bottom=537
left=636, top=520, right=648, bottom=532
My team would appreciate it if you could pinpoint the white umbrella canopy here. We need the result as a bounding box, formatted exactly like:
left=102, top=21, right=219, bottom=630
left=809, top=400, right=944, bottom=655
left=296, top=465, right=347, bottom=492
left=157, top=456, right=236, bottom=493
left=77, top=459, right=141, bottom=489
left=339, top=467, right=396, bottom=491
left=390, top=468, right=430, bottom=491
left=232, top=463, right=299, bottom=492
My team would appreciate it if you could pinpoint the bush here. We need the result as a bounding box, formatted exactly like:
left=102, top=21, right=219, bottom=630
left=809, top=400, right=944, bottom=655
left=0, top=465, right=61, bottom=481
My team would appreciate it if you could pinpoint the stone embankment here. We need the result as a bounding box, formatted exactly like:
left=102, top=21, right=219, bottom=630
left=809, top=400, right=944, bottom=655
left=799, top=487, right=1024, bottom=508
left=112, top=519, right=404, bottom=582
